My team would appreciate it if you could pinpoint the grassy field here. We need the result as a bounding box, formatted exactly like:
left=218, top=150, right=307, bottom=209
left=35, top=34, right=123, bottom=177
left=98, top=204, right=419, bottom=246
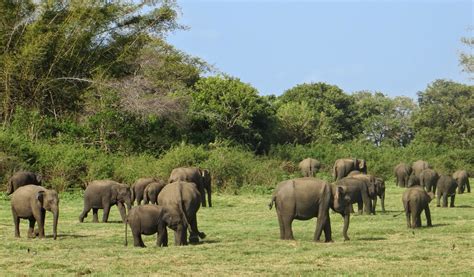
left=0, top=180, right=473, bottom=276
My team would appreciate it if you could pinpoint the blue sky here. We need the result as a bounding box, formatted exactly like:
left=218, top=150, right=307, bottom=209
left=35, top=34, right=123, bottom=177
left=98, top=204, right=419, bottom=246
left=167, top=0, right=473, bottom=98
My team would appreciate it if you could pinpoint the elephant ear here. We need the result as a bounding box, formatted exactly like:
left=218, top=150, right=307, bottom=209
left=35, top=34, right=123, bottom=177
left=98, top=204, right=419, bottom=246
left=111, top=186, right=119, bottom=201
left=36, top=190, right=45, bottom=204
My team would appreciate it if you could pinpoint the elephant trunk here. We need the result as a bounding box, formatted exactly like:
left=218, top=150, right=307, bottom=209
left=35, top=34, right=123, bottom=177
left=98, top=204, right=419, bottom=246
left=124, top=219, right=128, bottom=246
left=52, top=207, right=59, bottom=240
left=381, top=193, right=385, bottom=212
left=342, top=213, right=350, bottom=241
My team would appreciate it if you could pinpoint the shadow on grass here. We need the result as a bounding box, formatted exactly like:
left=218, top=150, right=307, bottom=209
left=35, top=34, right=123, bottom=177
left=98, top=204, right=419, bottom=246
left=454, top=205, right=472, bottom=208
left=357, top=237, right=387, bottom=241
left=189, top=239, right=220, bottom=245
left=45, top=234, right=92, bottom=238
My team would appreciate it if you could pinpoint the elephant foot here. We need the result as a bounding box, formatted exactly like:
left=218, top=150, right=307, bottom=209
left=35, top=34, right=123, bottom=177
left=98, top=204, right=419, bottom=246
left=344, top=237, right=350, bottom=241
left=198, top=232, right=206, bottom=239
left=189, top=236, right=199, bottom=244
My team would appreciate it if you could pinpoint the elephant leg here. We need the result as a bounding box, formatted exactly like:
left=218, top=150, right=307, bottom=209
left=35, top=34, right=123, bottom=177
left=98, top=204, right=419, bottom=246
left=27, top=218, right=36, bottom=238
left=450, top=195, right=455, bottom=207
left=207, top=187, right=212, bottom=208
left=415, top=213, right=422, bottom=228
left=92, top=208, right=99, bottom=223
left=372, top=198, right=377, bottom=215
left=102, top=204, right=111, bottom=223
left=188, top=214, right=205, bottom=243
left=132, top=231, right=145, bottom=247
left=314, top=215, right=326, bottom=242
left=282, top=215, right=294, bottom=240
left=200, top=185, right=206, bottom=208
left=322, top=215, right=332, bottom=242
left=425, top=206, right=432, bottom=227
left=117, top=202, right=127, bottom=223
left=136, top=191, right=143, bottom=205
left=12, top=210, right=20, bottom=238
left=357, top=201, right=363, bottom=215
left=436, top=191, right=441, bottom=207
left=277, top=211, right=285, bottom=240
left=38, top=210, right=46, bottom=238
left=79, top=204, right=91, bottom=222
left=411, top=212, right=418, bottom=229
left=442, top=193, right=448, bottom=207
left=404, top=203, right=411, bottom=228
left=157, top=225, right=168, bottom=247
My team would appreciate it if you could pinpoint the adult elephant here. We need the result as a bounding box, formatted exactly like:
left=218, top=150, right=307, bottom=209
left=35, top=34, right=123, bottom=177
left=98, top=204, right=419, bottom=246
left=298, top=158, right=321, bottom=177
left=349, top=173, right=385, bottom=213
left=332, top=158, right=367, bottom=181
left=453, top=170, right=470, bottom=194
left=335, top=177, right=375, bottom=215
left=402, top=186, right=434, bottom=228
left=168, top=167, right=211, bottom=207
left=412, top=160, right=430, bottom=178
left=394, top=163, right=412, bottom=188
left=79, top=180, right=132, bottom=223
left=131, top=177, right=158, bottom=205
left=6, top=171, right=42, bottom=194
left=125, top=204, right=187, bottom=247
left=407, top=174, right=420, bottom=188
left=419, top=169, right=439, bottom=193
left=268, top=178, right=351, bottom=242
left=11, top=185, right=59, bottom=239
left=436, top=175, right=457, bottom=207
left=158, top=181, right=206, bottom=244
left=143, top=181, right=167, bottom=204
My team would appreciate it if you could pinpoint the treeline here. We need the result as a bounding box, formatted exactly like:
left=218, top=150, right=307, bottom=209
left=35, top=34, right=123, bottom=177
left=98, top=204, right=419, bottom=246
left=0, top=1, right=472, bottom=191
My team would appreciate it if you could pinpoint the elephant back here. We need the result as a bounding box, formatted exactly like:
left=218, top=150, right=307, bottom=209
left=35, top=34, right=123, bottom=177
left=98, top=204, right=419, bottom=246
left=158, top=181, right=201, bottom=214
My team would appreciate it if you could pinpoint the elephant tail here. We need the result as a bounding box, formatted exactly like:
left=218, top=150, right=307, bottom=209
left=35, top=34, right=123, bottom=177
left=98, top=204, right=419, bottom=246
left=124, top=217, right=128, bottom=246
left=177, top=186, right=190, bottom=229
left=268, top=195, right=276, bottom=210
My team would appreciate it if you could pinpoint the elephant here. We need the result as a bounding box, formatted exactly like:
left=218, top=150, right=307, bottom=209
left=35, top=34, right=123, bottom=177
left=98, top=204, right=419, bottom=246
left=79, top=180, right=132, bottom=223
left=412, top=160, right=430, bottom=178
left=402, top=186, right=434, bottom=228
left=436, top=175, right=457, bottom=207
left=298, top=158, right=321, bottom=177
left=394, top=163, right=412, bottom=188
left=407, top=173, right=420, bottom=188
left=131, top=177, right=158, bottom=205
left=124, top=204, right=187, bottom=247
left=453, top=170, right=470, bottom=194
left=335, top=177, right=375, bottom=215
left=268, top=177, right=351, bottom=242
left=349, top=173, right=385, bottom=213
left=158, top=181, right=206, bottom=244
left=6, top=171, right=42, bottom=194
left=10, top=185, right=59, bottom=239
left=419, top=169, right=439, bottom=193
left=332, top=158, right=367, bottom=181
left=143, top=181, right=167, bottom=204
left=168, top=167, right=211, bottom=207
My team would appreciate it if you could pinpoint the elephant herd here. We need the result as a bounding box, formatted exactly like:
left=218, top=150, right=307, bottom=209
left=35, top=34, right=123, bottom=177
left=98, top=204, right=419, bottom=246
left=5, top=167, right=211, bottom=247
left=3, top=158, right=471, bottom=246
left=272, top=158, right=470, bottom=242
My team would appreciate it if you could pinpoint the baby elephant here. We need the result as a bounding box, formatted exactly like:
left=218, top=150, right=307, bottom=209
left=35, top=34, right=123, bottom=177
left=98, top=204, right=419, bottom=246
left=143, top=181, right=167, bottom=205
left=125, top=205, right=187, bottom=247
left=402, top=186, right=434, bottom=228
left=11, top=185, right=59, bottom=239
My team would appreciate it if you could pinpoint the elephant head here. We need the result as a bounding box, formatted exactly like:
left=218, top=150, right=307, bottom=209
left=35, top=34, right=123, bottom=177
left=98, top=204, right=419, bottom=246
left=332, top=186, right=351, bottom=214
left=358, top=159, right=367, bottom=174
left=200, top=169, right=212, bottom=207
left=158, top=206, right=188, bottom=246
left=113, top=184, right=132, bottom=211
left=36, top=189, right=59, bottom=240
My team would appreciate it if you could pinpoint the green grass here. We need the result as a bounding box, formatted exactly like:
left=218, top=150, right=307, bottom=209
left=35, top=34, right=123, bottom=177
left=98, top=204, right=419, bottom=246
left=0, top=181, right=473, bottom=275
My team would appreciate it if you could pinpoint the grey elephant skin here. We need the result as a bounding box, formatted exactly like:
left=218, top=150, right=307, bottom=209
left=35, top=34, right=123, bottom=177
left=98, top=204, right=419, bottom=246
left=419, top=169, right=439, bottom=193
left=407, top=174, right=420, bottom=188
left=335, top=177, right=375, bottom=215
left=11, top=185, right=59, bottom=239
left=131, top=177, right=157, bottom=205
left=436, top=175, right=457, bottom=207
left=412, top=160, right=430, bottom=178
left=169, top=167, right=212, bottom=207
left=143, top=181, right=167, bottom=204
left=332, top=158, right=367, bottom=180
left=394, top=163, right=412, bottom=187
left=125, top=204, right=187, bottom=247
left=79, top=180, right=132, bottom=223
left=298, top=158, right=321, bottom=177
left=6, top=171, right=42, bottom=194
left=453, top=170, right=470, bottom=194
left=158, top=181, right=206, bottom=244
left=349, top=173, right=385, bottom=213
left=402, top=186, right=434, bottom=228
left=269, top=178, right=351, bottom=242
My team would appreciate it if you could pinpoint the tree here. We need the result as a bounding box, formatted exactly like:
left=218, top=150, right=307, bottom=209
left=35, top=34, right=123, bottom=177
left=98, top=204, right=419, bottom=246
left=276, top=101, right=318, bottom=144
left=459, top=35, right=473, bottom=79
left=279, top=82, right=360, bottom=142
left=190, top=76, right=276, bottom=152
left=353, top=91, right=416, bottom=146
left=413, top=80, right=474, bottom=148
